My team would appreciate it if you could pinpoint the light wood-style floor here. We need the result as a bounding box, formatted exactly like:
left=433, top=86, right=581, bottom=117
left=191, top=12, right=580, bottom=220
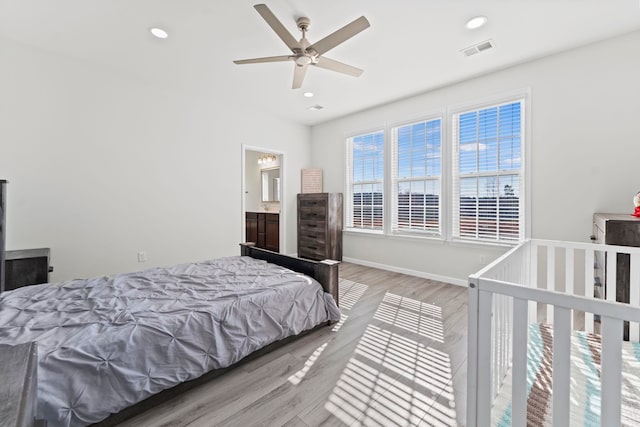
left=118, top=263, right=468, bottom=427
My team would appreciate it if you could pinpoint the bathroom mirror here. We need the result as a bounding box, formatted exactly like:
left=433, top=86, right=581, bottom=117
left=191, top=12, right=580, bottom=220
left=261, top=167, right=280, bottom=202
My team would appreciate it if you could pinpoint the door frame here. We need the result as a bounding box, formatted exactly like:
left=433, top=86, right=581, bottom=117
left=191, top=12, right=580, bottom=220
left=241, top=145, right=286, bottom=253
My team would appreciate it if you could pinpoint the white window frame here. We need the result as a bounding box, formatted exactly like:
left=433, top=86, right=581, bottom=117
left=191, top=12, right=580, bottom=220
left=390, top=115, right=443, bottom=237
left=342, top=89, right=530, bottom=246
left=450, top=95, right=528, bottom=244
left=345, top=129, right=385, bottom=233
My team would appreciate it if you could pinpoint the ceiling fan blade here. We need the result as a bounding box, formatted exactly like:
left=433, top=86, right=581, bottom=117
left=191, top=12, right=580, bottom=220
left=234, top=55, right=292, bottom=64
left=314, top=57, right=363, bottom=77
left=254, top=4, right=300, bottom=53
left=292, top=64, right=308, bottom=89
left=307, top=16, right=370, bottom=56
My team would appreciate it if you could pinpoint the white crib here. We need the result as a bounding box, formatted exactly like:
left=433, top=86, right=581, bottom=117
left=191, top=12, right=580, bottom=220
left=467, top=239, right=640, bottom=427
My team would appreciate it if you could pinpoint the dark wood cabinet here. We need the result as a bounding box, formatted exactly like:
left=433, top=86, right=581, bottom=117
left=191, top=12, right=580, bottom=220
left=246, top=213, right=259, bottom=246
left=245, top=212, right=279, bottom=252
left=265, top=214, right=279, bottom=252
left=297, top=193, right=343, bottom=261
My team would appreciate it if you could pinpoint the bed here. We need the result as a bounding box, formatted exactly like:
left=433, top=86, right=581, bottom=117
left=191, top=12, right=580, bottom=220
left=467, top=239, right=640, bottom=427
left=0, top=243, right=340, bottom=427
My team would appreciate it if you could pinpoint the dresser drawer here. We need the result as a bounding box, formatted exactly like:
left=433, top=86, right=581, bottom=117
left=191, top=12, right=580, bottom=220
left=300, top=220, right=326, bottom=234
left=299, top=197, right=327, bottom=209
left=298, top=228, right=326, bottom=242
left=299, top=233, right=326, bottom=248
left=299, top=206, right=326, bottom=221
left=299, top=245, right=326, bottom=260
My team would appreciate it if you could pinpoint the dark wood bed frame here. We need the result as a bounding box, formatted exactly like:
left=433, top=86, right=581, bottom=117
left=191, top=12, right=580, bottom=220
left=92, top=243, right=340, bottom=426
left=239, top=242, right=340, bottom=306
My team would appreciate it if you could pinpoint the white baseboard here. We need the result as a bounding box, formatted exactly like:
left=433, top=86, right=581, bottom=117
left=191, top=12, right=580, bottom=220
left=342, top=256, right=467, bottom=287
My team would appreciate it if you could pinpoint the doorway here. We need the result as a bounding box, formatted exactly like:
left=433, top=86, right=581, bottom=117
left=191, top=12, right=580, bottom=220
left=242, top=146, right=285, bottom=253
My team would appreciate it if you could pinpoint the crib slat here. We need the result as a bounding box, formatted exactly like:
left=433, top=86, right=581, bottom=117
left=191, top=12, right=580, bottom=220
left=512, top=298, right=528, bottom=427
left=467, top=280, right=480, bottom=427
left=601, top=315, right=623, bottom=426
left=476, top=289, right=493, bottom=427
left=584, top=250, right=595, bottom=333
left=529, top=243, right=538, bottom=324
left=566, top=248, right=574, bottom=329
left=630, top=254, right=640, bottom=341
left=547, top=246, right=555, bottom=322
left=606, top=251, right=617, bottom=302
left=552, top=306, right=571, bottom=427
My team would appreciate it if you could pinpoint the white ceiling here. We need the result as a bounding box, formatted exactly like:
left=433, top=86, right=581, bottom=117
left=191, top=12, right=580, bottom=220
left=1, top=0, right=639, bottom=126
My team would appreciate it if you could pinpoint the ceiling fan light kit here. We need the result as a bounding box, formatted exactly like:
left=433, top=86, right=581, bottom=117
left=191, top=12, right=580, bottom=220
left=233, top=4, right=370, bottom=89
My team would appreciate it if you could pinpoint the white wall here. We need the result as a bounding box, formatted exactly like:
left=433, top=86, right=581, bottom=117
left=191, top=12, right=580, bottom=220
left=311, top=30, right=640, bottom=283
left=244, top=150, right=262, bottom=213
left=0, top=36, right=311, bottom=282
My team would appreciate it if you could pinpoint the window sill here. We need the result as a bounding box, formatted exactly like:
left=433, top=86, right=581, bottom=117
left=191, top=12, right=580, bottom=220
left=448, top=237, right=519, bottom=250
left=343, top=228, right=521, bottom=249
left=344, top=228, right=385, bottom=237
left=389, top=232, right=443, bottom=243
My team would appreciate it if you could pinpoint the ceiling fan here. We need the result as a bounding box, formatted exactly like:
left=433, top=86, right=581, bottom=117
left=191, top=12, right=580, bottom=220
left=233, top=4, right=370, bottom=89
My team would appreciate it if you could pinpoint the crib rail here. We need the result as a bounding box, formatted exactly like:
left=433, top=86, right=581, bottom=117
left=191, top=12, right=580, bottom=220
left=467, top=239, right=640, bottom=427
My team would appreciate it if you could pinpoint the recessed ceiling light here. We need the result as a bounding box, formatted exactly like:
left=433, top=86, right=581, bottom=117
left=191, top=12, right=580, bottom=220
left=150, top=27, right=169, bottom=39
left=465, top=16, right=487, bottom=30
left=303, top=92, right=314, bottom=98
left=308, top=105, right=325, bottom=111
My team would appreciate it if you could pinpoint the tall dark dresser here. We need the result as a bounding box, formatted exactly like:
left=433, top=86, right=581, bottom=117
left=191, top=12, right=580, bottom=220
left=593, top=213, right=640, bottom=302
left=297, top=193, right=343, bottom=261
left=592, top=213, right=640, bottom=339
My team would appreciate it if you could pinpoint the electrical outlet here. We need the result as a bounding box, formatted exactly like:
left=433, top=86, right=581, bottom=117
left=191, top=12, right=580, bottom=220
left=138, top=251, right=147, bottom=262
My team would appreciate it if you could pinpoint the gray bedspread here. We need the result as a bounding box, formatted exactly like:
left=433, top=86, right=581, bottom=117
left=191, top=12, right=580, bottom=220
left=0, top=256, right=340, bottom=426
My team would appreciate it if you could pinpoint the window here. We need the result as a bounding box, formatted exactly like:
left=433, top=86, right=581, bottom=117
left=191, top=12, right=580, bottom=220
left=344, top=93, right=527, bottom=245
left=452, top=100, right=524, bottom=242
left=346, top=131, right=384, bottom=230
left=391, top=118, right=442, bottom=236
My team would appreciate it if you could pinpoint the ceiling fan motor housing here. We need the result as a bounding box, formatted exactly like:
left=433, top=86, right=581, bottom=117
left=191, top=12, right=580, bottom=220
left=296, top=16, right=311, bottom=32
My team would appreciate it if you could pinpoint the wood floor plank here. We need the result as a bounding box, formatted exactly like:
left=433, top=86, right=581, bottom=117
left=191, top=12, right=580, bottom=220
left=113, top=263, right=468, bottom=427
left=119, top=353, right=303, bottom=426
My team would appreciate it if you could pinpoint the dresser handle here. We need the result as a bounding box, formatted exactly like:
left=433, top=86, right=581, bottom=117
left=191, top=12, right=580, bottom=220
left=590, top=235, right=596, bottom=241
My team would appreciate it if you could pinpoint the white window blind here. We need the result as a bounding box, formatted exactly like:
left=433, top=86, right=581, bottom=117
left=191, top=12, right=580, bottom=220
left=391, top=118, right=442, bottom=235
left=452, top=100, right=524, bottom=242
left=346, top=131, right=384, bottom=230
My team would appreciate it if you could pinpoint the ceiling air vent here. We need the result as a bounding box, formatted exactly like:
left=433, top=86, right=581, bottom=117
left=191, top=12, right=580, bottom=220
left=461, top=39, right=495, bottom=57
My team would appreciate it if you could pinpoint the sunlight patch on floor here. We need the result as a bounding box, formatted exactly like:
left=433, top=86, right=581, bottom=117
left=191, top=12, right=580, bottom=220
left=288, top=342, right=328, bottom=385
left=324, top=320, right=457, bottom=426
left=339, top=279, right=369, bottom=311
left=374, top=292, right=445, bottom=343
left=332, top=313, right=348, bottom=332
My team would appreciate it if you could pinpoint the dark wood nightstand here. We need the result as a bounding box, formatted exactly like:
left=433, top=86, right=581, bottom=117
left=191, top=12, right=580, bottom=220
left=5, top=249, right=52, bottom=291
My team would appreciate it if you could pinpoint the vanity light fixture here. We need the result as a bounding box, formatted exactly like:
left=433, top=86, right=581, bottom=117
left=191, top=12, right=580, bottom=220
left=465, top=16, right=487, bottom=30
left=150, top=27, right=169, bottom=39
left=258, top=154, right=276, bottom=164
